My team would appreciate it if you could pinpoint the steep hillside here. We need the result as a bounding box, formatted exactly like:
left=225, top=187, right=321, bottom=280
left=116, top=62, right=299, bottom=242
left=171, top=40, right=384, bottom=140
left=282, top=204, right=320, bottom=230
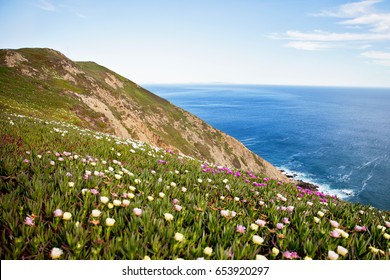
left=0, top=47, right=287, bottom=182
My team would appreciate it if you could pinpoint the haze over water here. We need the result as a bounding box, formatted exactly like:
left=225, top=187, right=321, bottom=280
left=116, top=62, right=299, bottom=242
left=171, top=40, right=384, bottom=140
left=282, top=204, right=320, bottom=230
left=148, top=84, right=390, bottom=211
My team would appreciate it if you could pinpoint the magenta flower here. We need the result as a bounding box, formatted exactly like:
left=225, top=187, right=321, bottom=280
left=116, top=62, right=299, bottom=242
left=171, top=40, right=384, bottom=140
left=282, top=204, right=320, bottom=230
left=282, top=251, right=299, bottom=259
left=236, top=225, right=246, bottom=233
left=25, top=217, right=34, bottom=226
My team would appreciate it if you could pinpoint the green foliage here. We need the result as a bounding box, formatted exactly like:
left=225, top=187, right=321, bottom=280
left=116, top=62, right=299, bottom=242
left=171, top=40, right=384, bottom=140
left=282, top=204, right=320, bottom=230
left=1, top=113, right=389, bottom=260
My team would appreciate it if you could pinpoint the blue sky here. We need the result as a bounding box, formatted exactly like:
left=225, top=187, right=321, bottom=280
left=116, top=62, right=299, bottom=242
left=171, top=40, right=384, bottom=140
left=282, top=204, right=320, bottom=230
left=1, top=0, right=390, bottom=87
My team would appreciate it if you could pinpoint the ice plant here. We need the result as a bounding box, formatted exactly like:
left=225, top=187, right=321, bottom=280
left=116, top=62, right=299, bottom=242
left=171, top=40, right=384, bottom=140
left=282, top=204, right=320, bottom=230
left=272, top=247, right=280, bottom=256
left=113, top=199, right=121, bottom=206
left=133, top=208, right=143, bottom=216
left=313, top=217, right=320, bottom=223
left=164, top=213, right=174, bottom=221
left=91, top=209, right=101, bottom=218
left=252, top=235, right=264, bottom=245
left=100, top=196, right=109, bottom=204
left=24, top=216, right=34, bottom=226
left=250, top=223, right=259, bottom=231
left=317, top=211, right=325, bottom=217
left=62, top=212, right=72, bottom=220
left=236, top=225, right=246, bottom=233
left=337, top=246, right=348, bottom=256
left=204, top=247, right=213, bottom=256
left=276, top=223, right=284, bottom=230
left=328, top=251, right=339, bottom=260
left=50, top=247, right=63, bottom=259
left=105, top=218, right=115, bottom=226
left=255, top=219, right=266, bottom=227
left=53, top=209, right=63, bottom=218
left=255, top=255, right=267, bottom=260
left=174, top=232, right=185, bottom=242
left=330, top=220, right=340, bottom=228
left=174, top=205, right=182, bottom=211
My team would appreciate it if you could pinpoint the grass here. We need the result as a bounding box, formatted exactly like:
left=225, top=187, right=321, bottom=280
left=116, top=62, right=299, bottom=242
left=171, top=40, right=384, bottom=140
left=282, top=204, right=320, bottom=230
left=1, top=112, right=389, bottom=260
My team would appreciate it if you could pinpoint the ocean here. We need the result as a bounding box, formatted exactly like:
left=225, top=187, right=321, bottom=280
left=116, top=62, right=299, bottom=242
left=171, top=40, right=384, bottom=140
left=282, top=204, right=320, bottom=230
left=145, top=84, right=390, bottom=211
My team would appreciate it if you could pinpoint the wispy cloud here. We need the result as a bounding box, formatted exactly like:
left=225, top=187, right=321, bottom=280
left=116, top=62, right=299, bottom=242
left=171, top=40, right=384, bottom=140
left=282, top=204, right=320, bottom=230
left=36, top=0, right=56, bottom=12
left=285, top=41, right=334, bottom=51
left=272, top=0, right=390, bottom=67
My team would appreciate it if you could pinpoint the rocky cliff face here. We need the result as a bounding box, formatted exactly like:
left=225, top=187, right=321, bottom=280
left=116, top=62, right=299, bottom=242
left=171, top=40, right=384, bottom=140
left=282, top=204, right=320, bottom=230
left=0, top=48, right=288, bottom=182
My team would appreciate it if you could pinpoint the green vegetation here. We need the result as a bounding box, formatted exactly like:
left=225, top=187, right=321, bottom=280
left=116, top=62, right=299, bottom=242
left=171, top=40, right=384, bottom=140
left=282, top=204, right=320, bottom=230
left=1, top=113, right=389, bottom=260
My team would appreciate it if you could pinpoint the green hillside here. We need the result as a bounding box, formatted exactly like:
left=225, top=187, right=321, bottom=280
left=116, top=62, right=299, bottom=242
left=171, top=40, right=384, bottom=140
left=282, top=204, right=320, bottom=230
left=0, top=113, right=389, bottom=260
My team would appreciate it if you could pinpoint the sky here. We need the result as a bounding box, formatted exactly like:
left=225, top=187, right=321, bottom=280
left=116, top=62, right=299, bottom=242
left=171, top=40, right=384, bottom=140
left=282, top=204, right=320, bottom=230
left=1, top=0, right=390, bottom=87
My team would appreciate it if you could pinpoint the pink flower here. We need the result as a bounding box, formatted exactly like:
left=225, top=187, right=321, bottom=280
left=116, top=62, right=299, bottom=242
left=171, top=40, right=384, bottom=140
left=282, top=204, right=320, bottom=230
left=236, top=225, right=246, bottom=233
left=25, top=217, right=34, bottom=226
left=53, top=209, right=63, bottom=217
left=23, top=159, right=30, bottom=164
left=287, top=206, right=294, bottom=212
left=90, top=189, right=99, bottom=195
left=276, top=223, right=284, bottom=230
left=330, top=220, right=340, bottom=228
left=282, top=251, right=299, bottom=259
left=174, top=205, right=182, bottom=211
left=173, top=199, right=179, bottom=204
left=133, top=208, right=142, bottom=216
left=283, top=217, right=290, bottom=224
left=354, top=225, right=367, bottom=232
left=330, top=230, right=341, bottom=238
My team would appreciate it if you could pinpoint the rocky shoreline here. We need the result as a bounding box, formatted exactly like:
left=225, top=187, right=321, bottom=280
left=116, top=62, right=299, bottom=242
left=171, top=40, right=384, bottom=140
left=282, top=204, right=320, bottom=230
left=279, top=169, right=319, bottom=191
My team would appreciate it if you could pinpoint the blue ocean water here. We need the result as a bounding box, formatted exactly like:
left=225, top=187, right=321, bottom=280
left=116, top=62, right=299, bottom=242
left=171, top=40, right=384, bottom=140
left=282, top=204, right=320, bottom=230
left=145, top=84, right=390, bottom=210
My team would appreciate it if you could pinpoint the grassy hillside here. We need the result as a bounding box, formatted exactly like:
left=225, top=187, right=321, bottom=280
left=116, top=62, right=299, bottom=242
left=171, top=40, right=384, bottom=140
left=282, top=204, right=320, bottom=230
left=1, top=112, right=389, bottom=260
left=0, top=48, right=287, bottom=181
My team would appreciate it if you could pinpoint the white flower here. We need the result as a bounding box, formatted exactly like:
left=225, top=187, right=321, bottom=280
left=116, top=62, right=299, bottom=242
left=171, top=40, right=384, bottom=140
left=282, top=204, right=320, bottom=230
left=255, top=219, right=266, bottom=227
left=174, top=232, right=185, bottom=242
left=337, top=246, right=348, bottom=256
left=100, top=196, right=109, bottom=204
left=164, top=213, right=174, bottom=221
left=313, top=217, right=320, bottom=223
left=159, top=192, right=165, bottom=198
left=134, top=179, right=141, bottom=184
left=317, top=211, right=325, bottom=217
left=328, top=250, right=339, bottom=260
left=383, top=233, right=390, bottom=240
left=304, top=256, right=312, bottom=260
left=385, top=221, right=390, bottom=228
left=68, top=182, right=75, bottom=187
left=250, top=223, right=259, bottom=231
left=147, top=196, right=154, bottom=201
left=197, top=178, right=203, bottom=183
left=174, top=205, right=182, bottom=211
left=203, top=247, right=213, bottom=256
left=133, top=208, right=142, bottom=216
left=129, top=186, right=136, bottom=192
left=170, top=182, right=177, bottom=187
left=307, top=201, right=313, bottom=206
left=127, top=193, right=135, bottom=199
left=108, top=203, right=114, bottom=209
left=252, top=235, right=264, bottom=245
left=234, top=197, right=240, bottom=202
left=114, top=174, right=122, bottom=180
left=272, top=247, right=280, bottom=256
left=220, top=196, right=225, bottom=200
left=62, top=212, right=72, bottom=220
left=122, top=199, right=130, bottom=206
left=105, top=217, right=115, bottom=226
left=222, top=179, right=228, bottom=184
left=50, top=247, right=63, bottom=259
left=113, top=199, right=121, bottom=206
left=91, top=209, right=101, bottom=217
left=255, top=255, right=267, bottom=260
left=181, top=187, right=187, bottom=192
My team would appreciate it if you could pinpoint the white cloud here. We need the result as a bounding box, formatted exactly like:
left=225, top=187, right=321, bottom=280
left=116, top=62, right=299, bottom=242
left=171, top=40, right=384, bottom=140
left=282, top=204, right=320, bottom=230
left=339, top=13, right=390, bottom=32
left=361, top=50, right=390, bottom=66
left=36, top=0, right=56, bottom=12
left=314, top=0, right=382, bottom=18
left=280, top=30, right=390, bottom=42
left=361, top=50, right=390, bottom=59
left=285, top=41, right=334, bottom=51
